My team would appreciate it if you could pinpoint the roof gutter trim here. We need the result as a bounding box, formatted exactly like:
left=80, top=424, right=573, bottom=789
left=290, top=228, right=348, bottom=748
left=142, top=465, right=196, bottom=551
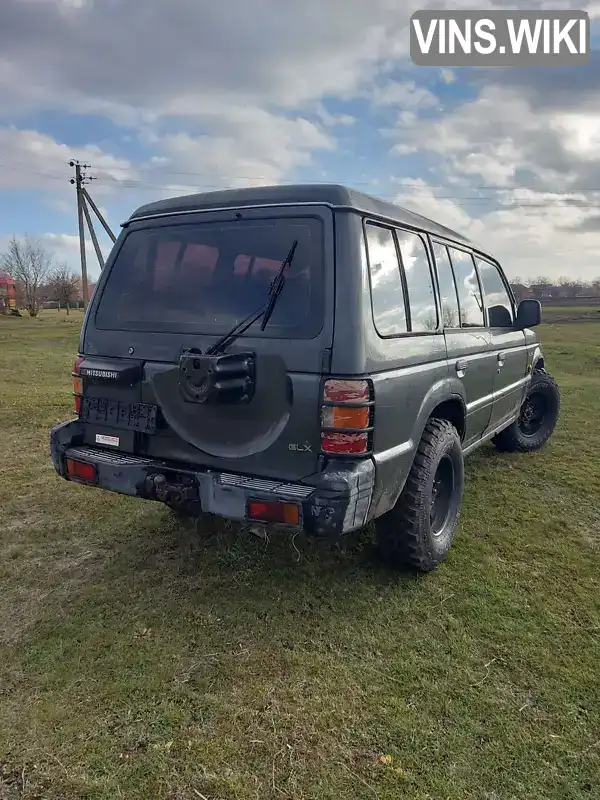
left=120, top=201, right=473, bottom=246
left=121, top=201, right=336, bottom=227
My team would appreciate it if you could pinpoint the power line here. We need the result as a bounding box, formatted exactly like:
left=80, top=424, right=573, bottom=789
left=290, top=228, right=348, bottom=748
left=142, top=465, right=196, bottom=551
left=3, top=150, right=600, bottom=194
left=2, top=161, right=600, bottom=210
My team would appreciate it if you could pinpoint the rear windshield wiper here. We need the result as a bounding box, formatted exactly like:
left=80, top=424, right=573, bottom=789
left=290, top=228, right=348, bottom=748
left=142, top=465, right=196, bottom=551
left=206, top=240, right=298, bottom=356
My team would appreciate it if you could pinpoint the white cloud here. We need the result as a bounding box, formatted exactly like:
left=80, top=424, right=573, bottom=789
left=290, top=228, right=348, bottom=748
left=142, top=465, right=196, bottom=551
left=0, top=127, right=136, bottom=193
left=373, top=80, right=438, bottom=109
left=2, top=0, right=600, bottom=286
left=389, top=78, right=600, bottom=193
left=384, top=60, right=600, bottom=282
left=0, top=231, right=108, bottom=282
left=549, top=112, right=600, bottom=159
left=136, top=108, right=335, bottom=196
left=0, top=0, right=422, bottom=125
left=395, top=181, right=600, bottom=282
left=395, top=179, right=478, bottom=236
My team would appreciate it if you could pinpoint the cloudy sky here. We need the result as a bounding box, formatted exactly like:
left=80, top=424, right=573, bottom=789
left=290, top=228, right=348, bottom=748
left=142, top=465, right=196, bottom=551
left=1, top=0, right=600, bottom=283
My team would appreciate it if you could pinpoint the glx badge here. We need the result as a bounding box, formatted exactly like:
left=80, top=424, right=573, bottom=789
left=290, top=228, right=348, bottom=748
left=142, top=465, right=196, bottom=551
left=289, top=443, right=312, bottom=452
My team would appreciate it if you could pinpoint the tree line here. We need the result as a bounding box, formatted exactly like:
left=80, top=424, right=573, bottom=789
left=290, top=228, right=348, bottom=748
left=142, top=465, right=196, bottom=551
left=511, top=276, right=600, bottom=302
left=0, top=236, right=94, bottom=316
left=2, top=234, right=600, bottom=317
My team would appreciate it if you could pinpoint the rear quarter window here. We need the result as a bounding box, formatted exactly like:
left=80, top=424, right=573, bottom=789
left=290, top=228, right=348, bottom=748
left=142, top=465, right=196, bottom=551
left=365, top=223, right=408, bottom=336
left=365, top=222, right=439, bottom=336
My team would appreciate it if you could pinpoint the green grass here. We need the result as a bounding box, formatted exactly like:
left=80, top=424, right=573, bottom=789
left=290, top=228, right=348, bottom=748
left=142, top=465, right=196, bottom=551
left=540, top=305, right=600, bottom=324
left=1, top=311, right=599, bottom=800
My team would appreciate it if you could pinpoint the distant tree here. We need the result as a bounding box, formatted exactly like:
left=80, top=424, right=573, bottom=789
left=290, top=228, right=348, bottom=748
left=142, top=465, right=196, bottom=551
left=13, top=279, right=25, bottom=309
left=557, top=277, right=582, bottom=298
left=442, top=306, right=459, bottom=327
left=423, top=312, right=438, bottom=331
left=48, top=264, right=79, bottom=314
left=529, top=276, right=553, bottom=299
left=509, top=278, right=530, bottom=302
left=1, top=236, right=52, bottom=317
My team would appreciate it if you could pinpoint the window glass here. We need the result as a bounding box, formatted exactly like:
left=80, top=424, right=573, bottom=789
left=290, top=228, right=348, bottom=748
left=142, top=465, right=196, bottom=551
left=447, top=247, right=485, bottom=327
left=396, top=229, right=438, bottom=332
left=433, top=243, right=461, bottom=328
left=94, top=218, right=323, bottom=338
left=475, top=258, right=514, bottom=328
left=365, top=223, right=407, bottom=336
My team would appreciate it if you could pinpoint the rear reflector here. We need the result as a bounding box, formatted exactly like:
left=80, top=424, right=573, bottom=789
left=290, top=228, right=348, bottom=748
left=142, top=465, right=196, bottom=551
left=321, top=405, right=370, bottom=430
left=247, top=500, right=300, bottom=526
left=66, top=458, right=97, bottom=483
left=323, top=379, right=370, bottom=404
left=321, top=431, right=369, bottom=455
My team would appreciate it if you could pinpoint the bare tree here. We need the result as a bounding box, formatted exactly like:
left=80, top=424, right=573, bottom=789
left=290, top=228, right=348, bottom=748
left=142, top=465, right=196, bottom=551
left=1, top=236, right=53, bottom=317
left=48, top=263, right=79, bottom=314
left=442, top=306, right=459, bottom=327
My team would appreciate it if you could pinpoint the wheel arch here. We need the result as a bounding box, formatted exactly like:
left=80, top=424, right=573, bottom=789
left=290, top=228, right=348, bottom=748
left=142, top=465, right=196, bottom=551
left=530, top=344, right=545, bottom=372
left=427, top=397, right=467, bottom=441
left=378, top=389, right=466, bottom=513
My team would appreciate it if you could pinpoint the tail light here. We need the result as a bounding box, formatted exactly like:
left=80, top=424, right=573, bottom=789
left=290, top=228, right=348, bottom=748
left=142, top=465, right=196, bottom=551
left=320, top=379, right=373, bottom=455
left=247, top=499, right=301, bottom=526
left=66, top=457, right=97, bottom=483
left=72, top=355, right=84, bottom=414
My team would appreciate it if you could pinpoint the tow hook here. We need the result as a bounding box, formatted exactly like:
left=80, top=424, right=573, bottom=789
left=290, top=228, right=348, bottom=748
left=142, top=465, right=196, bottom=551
left=145, top=473, right=198, bottom=505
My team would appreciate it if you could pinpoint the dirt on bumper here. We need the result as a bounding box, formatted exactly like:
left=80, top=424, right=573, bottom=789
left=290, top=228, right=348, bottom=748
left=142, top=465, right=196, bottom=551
left=50, top=420, right=376, bottom=536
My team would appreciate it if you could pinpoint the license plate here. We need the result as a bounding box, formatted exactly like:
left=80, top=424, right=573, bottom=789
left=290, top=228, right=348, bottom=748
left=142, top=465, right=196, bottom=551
left=82, top=397, right=158, bottom=434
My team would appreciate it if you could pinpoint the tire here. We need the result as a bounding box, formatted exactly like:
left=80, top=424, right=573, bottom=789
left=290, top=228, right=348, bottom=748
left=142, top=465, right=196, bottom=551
left=492, top=368, right=560, bottom=453
left=375, top=418, right=465, bottom=572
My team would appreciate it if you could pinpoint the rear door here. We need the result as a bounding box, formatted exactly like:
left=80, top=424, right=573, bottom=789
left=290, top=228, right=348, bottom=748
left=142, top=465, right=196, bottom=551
left=81, top=206, right=334, bottom=481
left=431, top=241, right=496, bottom=448
left=473, top=256, right=528, bottom=432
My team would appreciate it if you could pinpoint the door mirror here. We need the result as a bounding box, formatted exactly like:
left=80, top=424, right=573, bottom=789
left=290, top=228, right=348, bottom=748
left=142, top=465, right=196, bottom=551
left=516, top=299, right=541, bottom=329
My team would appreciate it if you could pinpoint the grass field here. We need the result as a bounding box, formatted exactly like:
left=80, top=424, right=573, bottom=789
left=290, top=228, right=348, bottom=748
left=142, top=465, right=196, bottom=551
left=537, top=306, right=600, bottom=325
left=1, top=310, right=599, bottom=800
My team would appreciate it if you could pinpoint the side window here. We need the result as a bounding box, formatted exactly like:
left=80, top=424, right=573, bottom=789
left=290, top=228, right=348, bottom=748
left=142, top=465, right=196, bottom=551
left=396, top=229, right=438, bottom=332
left=447, top=247, right=485, bottom=328
left=365, top=223, right=408, bottom=336
left=475, top=258, right=514, bottom=328
left=432, top=243, right=461, bottom=328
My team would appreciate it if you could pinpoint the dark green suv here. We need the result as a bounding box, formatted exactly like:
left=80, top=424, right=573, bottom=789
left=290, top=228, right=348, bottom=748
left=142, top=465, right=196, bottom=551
left=50, top=184, right=560, bottom=571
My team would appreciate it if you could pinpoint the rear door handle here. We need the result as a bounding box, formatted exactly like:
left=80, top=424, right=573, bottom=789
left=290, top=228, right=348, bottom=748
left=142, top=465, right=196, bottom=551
left=497, top=351, right=506, bottom=370
left=455, top=359, right=468, bottom=377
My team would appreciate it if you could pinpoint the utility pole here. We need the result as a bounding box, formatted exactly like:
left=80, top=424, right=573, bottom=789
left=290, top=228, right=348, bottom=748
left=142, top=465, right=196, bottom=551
left=82, top=198, right=105, bottom=270
left=70, top=160, right=91, bottom=307
left=82, top=187, right=116, bottom=244
left=70, top=160, right=118, bottom=305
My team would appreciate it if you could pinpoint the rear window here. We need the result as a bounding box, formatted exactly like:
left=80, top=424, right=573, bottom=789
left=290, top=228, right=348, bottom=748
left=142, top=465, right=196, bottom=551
left=95, top=217, right=325, bottom=338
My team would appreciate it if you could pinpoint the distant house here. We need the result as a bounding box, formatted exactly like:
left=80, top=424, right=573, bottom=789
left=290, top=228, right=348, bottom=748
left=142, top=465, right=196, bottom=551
left=0, top=272, right=16, bottom=311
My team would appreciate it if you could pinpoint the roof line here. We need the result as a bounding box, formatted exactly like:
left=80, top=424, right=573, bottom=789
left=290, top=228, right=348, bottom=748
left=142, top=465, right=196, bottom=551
left=123, top=201, right=342, bottom=226
left=124, top=200, right=472, bottom=241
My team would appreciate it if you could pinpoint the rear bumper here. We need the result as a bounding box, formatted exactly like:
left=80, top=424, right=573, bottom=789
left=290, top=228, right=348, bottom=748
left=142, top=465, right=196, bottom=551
left=50, top=420, right=375, bottom=536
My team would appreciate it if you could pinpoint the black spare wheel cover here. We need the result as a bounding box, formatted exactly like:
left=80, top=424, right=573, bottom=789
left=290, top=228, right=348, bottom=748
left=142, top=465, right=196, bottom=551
left=148, top=354, right=291, bottom=459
